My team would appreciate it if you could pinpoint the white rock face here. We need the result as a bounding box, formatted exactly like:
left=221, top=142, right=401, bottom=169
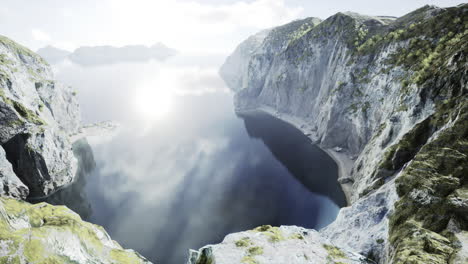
left=0, top=35, right=80, bottom=198
left=188, top=226, right=369, bottom=264
left=211, top=4, right=467, bottom=264
left=321, top=180, right=398, bottom=263
left=216, top=12, right=413, bottom=261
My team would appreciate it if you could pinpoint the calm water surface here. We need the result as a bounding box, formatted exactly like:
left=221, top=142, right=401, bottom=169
left=41, top=55, right=346, bottom=264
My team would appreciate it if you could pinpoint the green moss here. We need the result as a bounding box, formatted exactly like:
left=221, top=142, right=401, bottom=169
left=374, top=122, right=387, bottom=138
left=0, top=198, right=148, bottom=264
left=361, top=101, right=371, bottom=113
left=288, top=233, right=305, bottom=240
left=353, top=87, right=364, bottom=97
left=252, top=225, right=285, bottom=242
left=286, top=19, right=321, bottom=48
left=0, top=88, right=12, bottom=105
left=247, top=246, right=263, bottom=256
left=0, top=35, right=49, bottom=66
left=323, top=244, right=347, bottom=262
left=348, top=103, right=359, bottom=113
left=10, top=100, right=46, bottom=125
left=235, top=237, right=252, bottom=247
left=23, top=239, right=46, bottom=262
left=376, top=238, right=384, bottom=244
left=195, top=248, right=214, bottom=264
left=28, top=68, right=43, bottom=80
left=359, top=178, right=385, bottom=198
left=389, top=100, right=468, bottom=263
left=241, top=256, right=259, bottom=264
left=330, top=81, right=347, bottom=95
left=385, top=6, right=466, bottom=89
left=0, top=256, right=20, bottom=264
left=109, top=249, right=146, bottom=264
left=239, top=246, right=264, bottom=264
left=396, top=104, right=408, bottom=112
left=0, top=53, right=13, bottom=65
left=377, top=116, right=432, bottom=172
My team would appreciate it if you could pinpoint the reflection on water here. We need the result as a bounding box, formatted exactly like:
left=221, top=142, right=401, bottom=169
left=43, top=56, right=345, bottom=264
left=241, top=111, right=347, bottom=207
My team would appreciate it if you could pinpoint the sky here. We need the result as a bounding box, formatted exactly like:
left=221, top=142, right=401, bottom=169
left=0, top=0, right=464, bottom=55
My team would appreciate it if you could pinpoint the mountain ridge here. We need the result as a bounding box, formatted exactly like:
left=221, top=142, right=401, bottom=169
left=37, top=43, right=177, bottom=66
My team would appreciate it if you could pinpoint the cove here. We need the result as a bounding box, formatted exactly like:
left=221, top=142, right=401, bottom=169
left=34, top=58, right=346, bottom=264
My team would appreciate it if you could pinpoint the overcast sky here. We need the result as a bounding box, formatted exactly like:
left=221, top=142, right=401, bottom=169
left=0, top=0, right=464, bottom=54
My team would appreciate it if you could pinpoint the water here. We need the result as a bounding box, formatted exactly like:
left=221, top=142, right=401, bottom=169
left=40, top=55, right=346, bottom=264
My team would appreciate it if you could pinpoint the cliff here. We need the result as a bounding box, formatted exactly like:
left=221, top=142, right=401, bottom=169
left=193, top=4, right=467, bottom=264
left=0, top=35, right=151, bottom=263
left=0, top=35, right=80, bottom=199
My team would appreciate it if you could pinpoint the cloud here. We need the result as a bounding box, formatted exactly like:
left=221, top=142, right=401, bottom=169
left=2, top=0, right=303, bottom=54
left=31, top=29, right=51, bottom=42
left=103, top=0, right=303, bottom=53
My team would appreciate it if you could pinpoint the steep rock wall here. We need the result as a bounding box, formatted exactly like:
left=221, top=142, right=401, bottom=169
left=0, top=35, right=80, bottom=198
left=0, top=36, right=154, bottom=263
left=218, top=4, right=467, bottom=263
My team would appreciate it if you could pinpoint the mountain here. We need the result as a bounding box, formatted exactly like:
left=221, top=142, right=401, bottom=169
left=36, top=45, right=71, bottom=63
left=37, top=43, right=177, bottom=66
left=0, top=35, right=151, bottom=263
left=190, top=4, right=467, bottom=264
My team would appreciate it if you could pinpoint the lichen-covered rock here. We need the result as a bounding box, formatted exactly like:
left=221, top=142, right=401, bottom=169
left=388, top=100, right=468, bottom=263
left=188, top=225, right=370, bottom=264
left=0, top=35, right=80, bottom=197
left=220, top=3, right=467, bottom=264
left=0, top=197, right=152, bottom=264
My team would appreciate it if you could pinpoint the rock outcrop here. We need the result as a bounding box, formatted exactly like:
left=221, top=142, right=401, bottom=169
left=0, top=197, right=150, bottom=264
left=208, top=3, right=467, bottom=264
left=1, top=35, right=80, bottom=198
left=1, top=36, right=153, bottom=263
left=188, top=225, right=370, bottom=264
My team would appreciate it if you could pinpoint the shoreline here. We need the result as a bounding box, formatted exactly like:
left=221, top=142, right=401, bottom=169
left=236, top=106, right=354, bottom=205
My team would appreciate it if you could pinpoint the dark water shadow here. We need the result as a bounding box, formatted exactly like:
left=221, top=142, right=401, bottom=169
left=239, top=111, right=347, bottom=207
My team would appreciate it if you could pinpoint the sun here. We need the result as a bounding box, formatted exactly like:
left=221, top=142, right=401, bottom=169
left=133, top=85, right=174, bottom=120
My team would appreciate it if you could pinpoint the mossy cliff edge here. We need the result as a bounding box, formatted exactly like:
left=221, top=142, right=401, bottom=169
left=216, top=3, right=467, bottom=264
left=0, top=198, right=150, bottom=264
left=1, top=36, right=152, bottom=263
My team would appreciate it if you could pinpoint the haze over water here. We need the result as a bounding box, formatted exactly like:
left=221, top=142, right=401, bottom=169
left=46, top=55, right=345, bottom=264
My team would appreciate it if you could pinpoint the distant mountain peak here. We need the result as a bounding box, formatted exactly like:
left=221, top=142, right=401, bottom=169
left=37, top=43, right=177, bottom=66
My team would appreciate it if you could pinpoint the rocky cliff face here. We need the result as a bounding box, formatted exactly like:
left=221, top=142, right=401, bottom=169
left=1, top=36, right=152, bottom=263
left=201, top=4, right=467, bottom=264
left=0, top=35, right=80, bottom=198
